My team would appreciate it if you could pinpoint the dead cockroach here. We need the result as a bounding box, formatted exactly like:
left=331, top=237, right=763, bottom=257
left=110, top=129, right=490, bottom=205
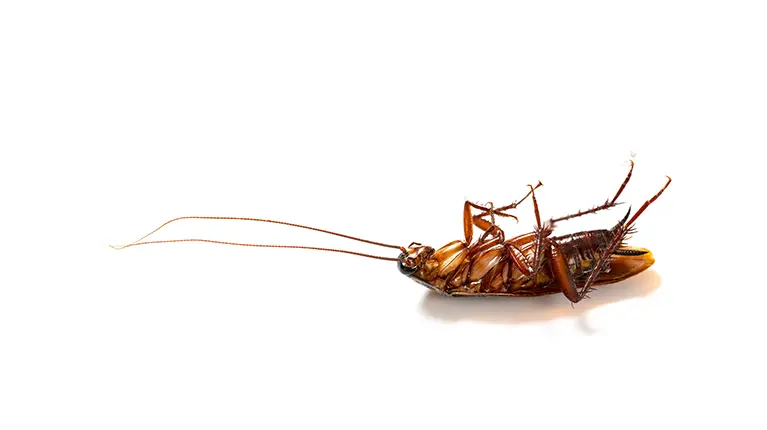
left=112, top=161, right=670, bottom=303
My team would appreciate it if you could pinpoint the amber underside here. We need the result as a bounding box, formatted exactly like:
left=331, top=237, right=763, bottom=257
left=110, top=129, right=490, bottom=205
left=409, top=232, right=654, bottom=297
left=401, top=162, right=670, bottom=301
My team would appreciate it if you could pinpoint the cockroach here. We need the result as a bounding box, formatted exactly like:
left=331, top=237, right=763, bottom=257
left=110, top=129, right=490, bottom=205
left=112, top=161, right=670, bottom=303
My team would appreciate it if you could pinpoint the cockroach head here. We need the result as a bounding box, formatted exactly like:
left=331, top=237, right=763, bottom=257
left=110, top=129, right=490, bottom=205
left=397, top=243, right=434, bottom=276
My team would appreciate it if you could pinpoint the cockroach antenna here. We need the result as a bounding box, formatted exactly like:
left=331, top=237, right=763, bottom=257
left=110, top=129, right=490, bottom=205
left=110, top=216, right=405, bottom=261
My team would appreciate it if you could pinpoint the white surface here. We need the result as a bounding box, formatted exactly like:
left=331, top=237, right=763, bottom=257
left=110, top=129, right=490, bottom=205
left=1, top=1, right=765, bottom=429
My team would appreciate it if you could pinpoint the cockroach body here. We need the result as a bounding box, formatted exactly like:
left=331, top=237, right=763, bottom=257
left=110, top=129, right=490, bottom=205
left=399, top=212, right=655, bottom=299
left=113, top=160, right=670, bottom=304
left=397, top=161, right=670, bottom=302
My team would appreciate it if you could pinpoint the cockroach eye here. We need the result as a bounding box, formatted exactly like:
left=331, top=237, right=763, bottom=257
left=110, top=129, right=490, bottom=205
left=397, top=254, right=418, bottom=276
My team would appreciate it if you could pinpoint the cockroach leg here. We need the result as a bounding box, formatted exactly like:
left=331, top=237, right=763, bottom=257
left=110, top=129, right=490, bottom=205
left=462, top=201, right=504, bottom=245
left=464, top=201, right=504, bottom=246
left=527, top=183, right=550, bottom=277
left=559, top=175, right=672, bottom=303
left=550, top=161, right=635, bottom=224
left=528, top=183, right=543, bottom=229
left=610, top=159, right=635, bottom=205
left=548, top=240, right=580, bottom=302
left=465, top=182, right=543, bottom=244
left=463, top=201, right=474, bottom=244
left=495, top=180, right=543, bottom=212
left=471, top=181, right=542, bottom=222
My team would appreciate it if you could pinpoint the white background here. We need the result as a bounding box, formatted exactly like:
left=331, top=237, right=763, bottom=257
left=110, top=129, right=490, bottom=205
left=1, top=1, right=765, bottom=429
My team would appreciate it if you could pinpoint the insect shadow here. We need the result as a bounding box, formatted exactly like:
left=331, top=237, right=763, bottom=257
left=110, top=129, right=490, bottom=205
left=419, top=269, right=661, bottom=327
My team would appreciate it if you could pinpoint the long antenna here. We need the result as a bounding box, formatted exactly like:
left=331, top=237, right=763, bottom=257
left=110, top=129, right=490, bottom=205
left=110, top=239, right=399, bottom=261
left=110, top=216, right=405, bottom=262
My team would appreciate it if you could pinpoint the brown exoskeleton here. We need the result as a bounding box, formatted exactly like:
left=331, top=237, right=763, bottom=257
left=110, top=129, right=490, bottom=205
left=398, top=161, right=671, bottom=302
left=112, top=161, right=670, bottom=304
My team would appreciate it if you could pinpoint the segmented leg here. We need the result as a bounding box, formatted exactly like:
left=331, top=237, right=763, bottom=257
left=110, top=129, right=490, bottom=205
left=455, top=184, right=543, bottom=293
left=527, top=183, right=550, bottom=277
left=472, top=180, right=542, bottom=221
left=550, top=176, right=672, bottom=303
left=467, top=201, right=507, bottom=242
left=462, top=182, right=543, bottom=244
left=463, top=201, right=502, bottom=245
left=550, top=160, right=635, bottom=223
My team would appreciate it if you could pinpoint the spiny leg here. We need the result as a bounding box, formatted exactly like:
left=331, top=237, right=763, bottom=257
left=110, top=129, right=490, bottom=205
left=466, top=201, right=516, bottom=238
left=514, top=164, right=631, bottom=288
left=462, top=182, right=542, bottom=244
left=609, top=160, right=635, bottom=205
left=551, top=176, right=672, bottom=303
left=476, top=180, right=542, bottom=216
left=471, top=180, right=543, bottom=227
left=469, top=202, right=510, bottom=244
left=547, top=240, right=581, bottom=302
left=527, top=183, right=550, bottom=278
left=550, top=160, right=635, bottom=224
left=461, top=200, right=508, bottom=292
left=460, top=183, right=543, bottom=288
